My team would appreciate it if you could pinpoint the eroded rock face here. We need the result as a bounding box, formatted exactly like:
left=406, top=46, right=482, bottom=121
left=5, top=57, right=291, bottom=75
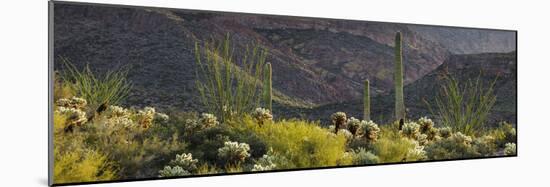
left=409, top=25, right=516, bottom=54
left=54, top=3, right=510, bottom=114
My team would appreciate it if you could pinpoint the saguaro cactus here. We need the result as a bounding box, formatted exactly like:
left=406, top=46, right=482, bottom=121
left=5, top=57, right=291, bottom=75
left=363, top=79, right=370, bottom=121
left=394, top=32, right=406, bottom=121
left=263, top=62, right=273, bottom=112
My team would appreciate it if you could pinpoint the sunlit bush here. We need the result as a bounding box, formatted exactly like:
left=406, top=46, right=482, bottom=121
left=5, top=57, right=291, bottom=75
left=438, top=127, right=452, bottom=138
left=370, top=125, right=426, bottom=162
left=251, top=108, right=273, bottom=125
left=473, top=135, right=497, bottom=156
left=169, top=153, right=199, bottom=172
left=424, top=132, right=478, bottom=160
left=504, top=143, right=517, bottom=155
left=217, top=141, right=251, bottom=164
left=54, top=149, right=117, bottom=183
left=331, top=112, right=347, bottom=133
left=400, top=122, right=420, bottom=139
left=252, top=149, right=278, bottom=171
left=232, top=116, right=349, bottom=169
left=490, top=122, right=517, bottom=147
left=158, top=166, right=190, bottom=177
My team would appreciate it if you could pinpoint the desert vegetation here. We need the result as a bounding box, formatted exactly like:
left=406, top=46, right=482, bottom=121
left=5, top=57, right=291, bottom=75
left=52, top=33, right=516, bottom=184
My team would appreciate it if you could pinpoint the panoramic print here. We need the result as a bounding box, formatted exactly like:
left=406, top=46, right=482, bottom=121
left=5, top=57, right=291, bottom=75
left=51, top=2, right=517, bottom=185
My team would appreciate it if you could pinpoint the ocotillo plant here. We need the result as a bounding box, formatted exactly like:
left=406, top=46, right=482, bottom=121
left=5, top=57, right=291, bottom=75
left=394, top=32, right=406, bottom=121
left=263, top=62, right=273, bottom=112
left=363, top=79, right=370, bottom=121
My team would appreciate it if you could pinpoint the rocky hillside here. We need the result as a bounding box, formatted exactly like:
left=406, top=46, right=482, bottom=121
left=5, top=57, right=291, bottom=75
left=53, top=3, right=516, bottom=126
left=53, top=3, right=449, bottom=111
left=409, top=25, right=516, bottom=54
left=298, top=52, right=517, bottom=126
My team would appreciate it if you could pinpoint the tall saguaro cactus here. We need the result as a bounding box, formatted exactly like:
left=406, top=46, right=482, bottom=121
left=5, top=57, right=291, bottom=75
left=363, top=79, right=370, bottom=121
left=263, top=62, right=273, bottom=112
left=394, top=32, right=406, bottom=121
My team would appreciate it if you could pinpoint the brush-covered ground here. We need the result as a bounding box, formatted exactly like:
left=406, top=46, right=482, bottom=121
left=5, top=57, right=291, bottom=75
left=52, top=81, right=516, bottom=184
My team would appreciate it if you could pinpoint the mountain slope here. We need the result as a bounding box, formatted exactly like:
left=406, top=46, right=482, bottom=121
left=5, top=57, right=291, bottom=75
left=53, top=3, right=450, bottom=111
left=293, top=52, right=516, bottom=126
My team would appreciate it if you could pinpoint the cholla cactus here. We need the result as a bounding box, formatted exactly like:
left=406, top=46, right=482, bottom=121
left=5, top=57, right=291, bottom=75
left=104, top=105, right=129, bottom=118
left=474, top=135, right=497, bottom=156
left=346, top=117, right=362, bottom=136
left=504, top=142, right=517, bottom=155
left=154, top=112, right=170, bottom=124
left=439, top=127, right=452, bottom=138
left=416, top=134, right=429, bottom=146
left=199, top=113, right=219, bottom=129
left=135, top=107, right=156, bottom=129
left=252, top=107, right=273, bottom=125
left=418, top=117, right=434, bottom=133
left=252, top=153, right=277, bottom=171
left=55, top=107, right=87, bottom=126
left=450, top=132, right=473, bottom=146
left=400, top=122, right=420, bottom=139
left=361, top=120, right=380, bottom=142
left=106, top=115, right=134, bottom=127
left=169, top=153, right=199, bottom=172
left=406, top=141, right=427, bottom=161
left=337, top=129, right=354, bottom=140
left=56, top=97, right=87, bottom=110
left=331, top=112, right=347, bottom=133
left=158, top=166, right=190, bottom=177
left=218, top=141, right=251, bottom=163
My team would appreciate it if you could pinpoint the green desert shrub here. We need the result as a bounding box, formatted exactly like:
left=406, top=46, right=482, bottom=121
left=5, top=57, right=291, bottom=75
left=60, top=57, right=132, bottom=111
left=425, top=75, right=497, bottom=136
left=53, top=72, right=75, bottom=101
left=54, top=148, right=117, bottom=183
left=372, top=126, right=426, bottom=163
left=232, top=116, right=349, bottom=169
left=78, top=104, right=186, bottom=178
left=194, top=35, right=268, bottom=122
left=424, top=132, right=479, bottom=160
left=489, top=122, right=517, bottom=147
left=53, top=112, right=117, bottom=184
left=349, top=148, right=380, bottom=165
